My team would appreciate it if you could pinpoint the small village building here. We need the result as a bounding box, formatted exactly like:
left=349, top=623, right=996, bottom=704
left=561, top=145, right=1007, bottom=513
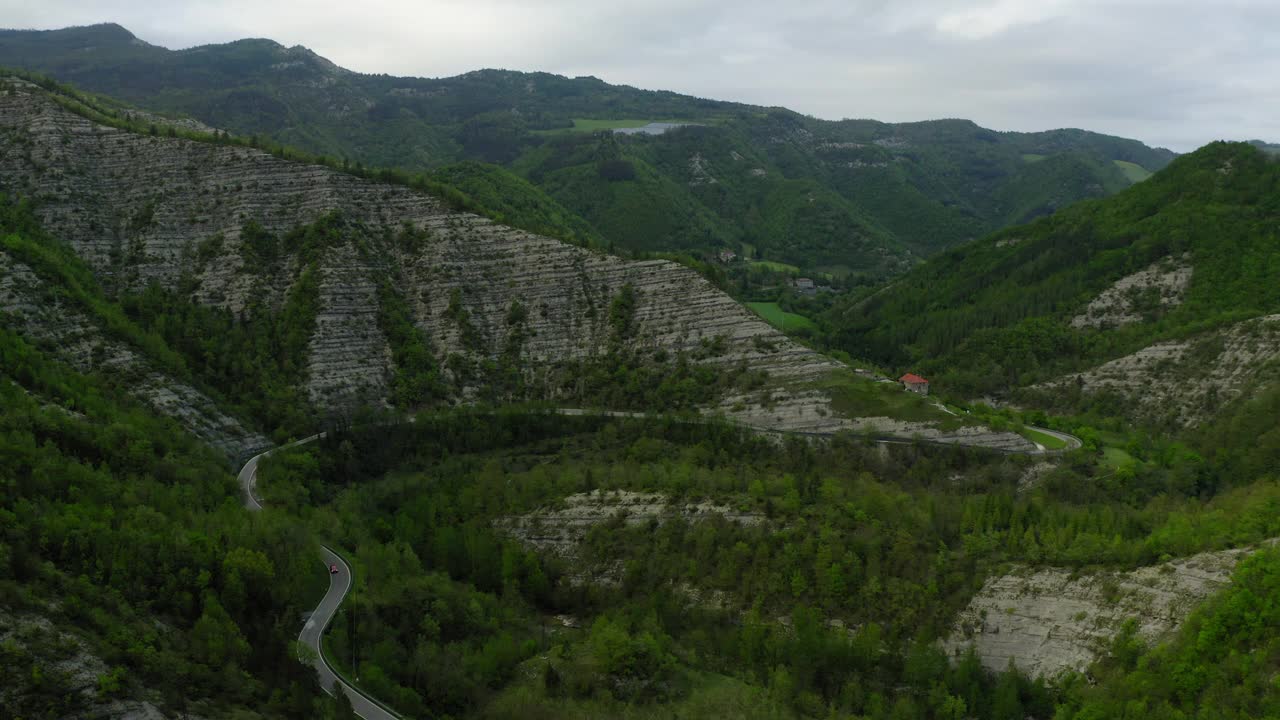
left=718, top=249, right=738, bottom=263
left=793, top=277, right=816, bottom=296
left=899, top=373, right=929, bottom=396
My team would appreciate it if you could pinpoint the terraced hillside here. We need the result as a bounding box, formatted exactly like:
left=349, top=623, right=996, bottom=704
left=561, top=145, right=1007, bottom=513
left=0, top=80, right=1029, bottom=450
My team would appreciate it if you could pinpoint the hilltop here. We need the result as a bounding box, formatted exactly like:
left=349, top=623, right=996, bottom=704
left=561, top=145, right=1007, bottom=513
left=0, top=23, right=1176, bottom=281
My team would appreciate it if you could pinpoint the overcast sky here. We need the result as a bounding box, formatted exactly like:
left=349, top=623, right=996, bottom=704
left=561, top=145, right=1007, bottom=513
left=4, top=0, right=1278, bottom=151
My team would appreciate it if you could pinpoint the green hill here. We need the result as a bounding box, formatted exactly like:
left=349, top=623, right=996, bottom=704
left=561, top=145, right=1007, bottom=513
left=0, top=23, right=1175, bottom=280
left=827, top=142, right=1280, bottom=417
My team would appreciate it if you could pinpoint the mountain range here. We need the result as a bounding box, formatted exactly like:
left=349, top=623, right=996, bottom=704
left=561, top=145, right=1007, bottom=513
left=0, top=23, right=1177, bottom=281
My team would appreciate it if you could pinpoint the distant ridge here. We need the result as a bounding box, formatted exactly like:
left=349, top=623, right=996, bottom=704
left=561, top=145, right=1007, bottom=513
left=0, top=23, right=1177, bottom=279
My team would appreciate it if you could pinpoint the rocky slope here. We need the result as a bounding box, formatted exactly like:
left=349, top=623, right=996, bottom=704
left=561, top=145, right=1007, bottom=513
left=1039, top=313, right=1280, bottom=427
left=0, top=83, right=1031, bottom=449
left=498, top=489, right=764, bottom=557
left=944, top=546, right=1254, bottom=679
left=1069, top=255, right=1193, bottom=329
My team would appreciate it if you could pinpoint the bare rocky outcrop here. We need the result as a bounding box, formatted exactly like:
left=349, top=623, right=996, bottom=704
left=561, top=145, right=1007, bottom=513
left=688, top=152, right=717, bottom=185
left=0, top=86, right=1028, bottom=448
left=497, top=489, right=765, bottom=561
left=118, top=108, right=220, bottom=136
left=944, top=546, right=1249, bottom=679
left=304, top=241, right=394, bottom=408
left=1039, top=313, right=1280, bottom=427
left=1070, top=256, right=1193, bottom=329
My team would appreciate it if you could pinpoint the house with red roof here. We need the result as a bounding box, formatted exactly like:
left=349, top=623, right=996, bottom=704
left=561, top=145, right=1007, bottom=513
left=899, top=373, right=929, bottom=396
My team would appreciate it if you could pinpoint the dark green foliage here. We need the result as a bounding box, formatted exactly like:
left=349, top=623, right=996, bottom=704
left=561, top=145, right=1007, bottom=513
left=597, top=158, right=637, bottom=182
left=445, top=287, right=486, bottom=352
left=426, top=161, right=603, bottom=249
left=554, top=346, right=765, bottom=412
left=238, top=219, right=279, bottom=269
left=258, top=411, right=1099, bottom=717
left=535, top=144, right=735, bottom=254
left=608, top=284, right=638, bottom=343
left=0, top=327, right=326, bottom=717
left=376, top=279, right=445, bottom=408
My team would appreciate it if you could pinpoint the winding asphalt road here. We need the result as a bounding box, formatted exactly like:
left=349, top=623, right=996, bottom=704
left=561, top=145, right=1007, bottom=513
left=238, top=438, right=399, bottom=720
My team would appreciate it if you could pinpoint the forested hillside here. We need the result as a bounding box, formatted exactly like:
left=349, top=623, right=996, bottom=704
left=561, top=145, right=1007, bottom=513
left=827, top=142, right=1280, bottom=413
left=0, top=268, right=331, bottom=717
left=245, top=399, right=1280, bottom=719
left=0, top=23, right=1175, bottom=280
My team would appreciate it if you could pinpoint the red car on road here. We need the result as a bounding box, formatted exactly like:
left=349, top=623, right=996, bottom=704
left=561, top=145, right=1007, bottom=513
left=329, top=563, right=339, bottom=574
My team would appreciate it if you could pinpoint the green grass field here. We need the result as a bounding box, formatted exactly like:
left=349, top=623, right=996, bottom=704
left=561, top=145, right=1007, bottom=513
left=821, top=374, right=970, bottom=428
left=1021, top=153, right=1047, bottom=163
left=748, top=260, right=801, bottom=274
left=746, top=302, right=817, bottom=332
left=1114, top=159, right=1153, bottom=183
left=1102, top=446, right=1139, bottom=469
left=1022, top=426, right=1069, bottom=450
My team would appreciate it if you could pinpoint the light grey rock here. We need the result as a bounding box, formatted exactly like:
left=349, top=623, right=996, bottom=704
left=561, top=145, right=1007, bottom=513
left=1039, top=313, right=1280, bottom=428
left=944, top=546, right=1252, bottom=679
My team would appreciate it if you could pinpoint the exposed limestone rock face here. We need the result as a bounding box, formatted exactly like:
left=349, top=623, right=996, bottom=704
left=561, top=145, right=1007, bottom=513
left=303, top=241, right=393, bottom=408
left=0, top=87, right=1029, bottom=447
left=1039, top=314, right=1280, bottom=427
left=0, top=253, right=268, bottom=458
left=1071, top=256, right=1193, bottom=329
left=119, top=107, right=220, bottom=136
left=497, top=489, right=765, bottom=559
left=943, top=547, right=1249, bottom=679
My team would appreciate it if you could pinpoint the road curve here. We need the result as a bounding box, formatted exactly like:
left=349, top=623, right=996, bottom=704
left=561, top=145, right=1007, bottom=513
left=1025, top=424, right=1084, bottom=454
left=238, top=438, right=399, bottom=720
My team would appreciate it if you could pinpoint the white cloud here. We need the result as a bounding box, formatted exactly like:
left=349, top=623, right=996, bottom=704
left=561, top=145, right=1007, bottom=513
left=934, top=0, right=1074, bottom=39
left=1, top=0, right=1278, bottom=150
